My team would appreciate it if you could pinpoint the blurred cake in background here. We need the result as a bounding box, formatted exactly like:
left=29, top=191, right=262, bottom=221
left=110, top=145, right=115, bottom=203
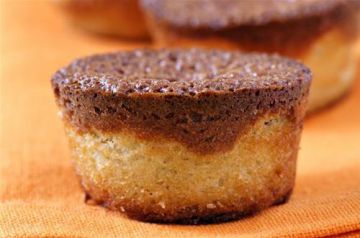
left=57, top=0, right=149, bottom=39
left=141, top=0, right=360, bottom=112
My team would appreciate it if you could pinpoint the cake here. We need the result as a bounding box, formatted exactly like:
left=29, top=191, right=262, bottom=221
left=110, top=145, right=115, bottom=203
left=57, top=0, right=149, bottom=39
left=51, top=49, right=311, bottom=223
left=141, top=0, right=360, bottom=112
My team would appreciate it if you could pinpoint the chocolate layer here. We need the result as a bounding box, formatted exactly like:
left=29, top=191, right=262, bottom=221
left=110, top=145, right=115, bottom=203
left=141, top=0, right=358, bottom=30
left=52, top=49, right=311, bottom=154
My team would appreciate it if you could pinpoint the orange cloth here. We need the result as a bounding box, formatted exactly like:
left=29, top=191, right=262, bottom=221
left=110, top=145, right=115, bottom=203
left=1, top=2, right=360, bottom=237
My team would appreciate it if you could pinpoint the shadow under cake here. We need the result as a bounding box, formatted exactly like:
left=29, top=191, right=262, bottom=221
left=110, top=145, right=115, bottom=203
left=57, top=0, right=149, bottom=39
left=52, top=49, right=311, bottom=223
left=141, top=0, right=360, bottom=112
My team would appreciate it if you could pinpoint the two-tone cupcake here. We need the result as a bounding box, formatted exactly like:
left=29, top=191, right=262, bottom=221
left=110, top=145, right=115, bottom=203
left=52, top=49, right=311, bottom=223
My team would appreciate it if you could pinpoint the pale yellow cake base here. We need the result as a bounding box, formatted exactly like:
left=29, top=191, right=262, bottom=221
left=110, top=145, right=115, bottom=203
left=150, top=22, right=358, bottom=113
left=66, top=112, right=301, bottom=223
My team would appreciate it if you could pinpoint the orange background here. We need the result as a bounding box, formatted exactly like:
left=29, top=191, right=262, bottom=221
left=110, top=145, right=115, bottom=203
left=1, top=2, right=360, bottom=237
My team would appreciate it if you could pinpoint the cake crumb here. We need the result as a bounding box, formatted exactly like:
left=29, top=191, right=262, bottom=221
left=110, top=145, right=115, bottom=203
left=158, top=201, right=166, bottom=209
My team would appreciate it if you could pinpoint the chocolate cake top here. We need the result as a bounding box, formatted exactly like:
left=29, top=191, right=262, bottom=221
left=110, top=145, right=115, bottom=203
left=52, top=49, right=311, bottom=154
left=141, top=0, right=357, bottom=30
left=52, top=48, right=310, bottom=97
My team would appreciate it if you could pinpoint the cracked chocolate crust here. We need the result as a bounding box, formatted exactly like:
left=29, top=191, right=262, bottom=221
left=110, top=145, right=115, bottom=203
left=52, top=49, right=311, bottom=154
left=141, top=0, right=359, bottom=30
